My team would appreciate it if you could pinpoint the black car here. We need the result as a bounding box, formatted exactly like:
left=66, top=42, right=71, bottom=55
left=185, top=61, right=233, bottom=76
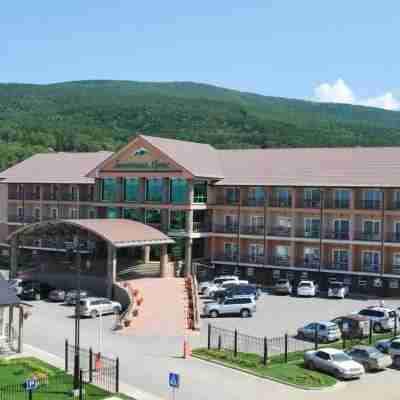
left=19, top=281, right=53, bottom=301
left=214, top=284, right=261, bottom=302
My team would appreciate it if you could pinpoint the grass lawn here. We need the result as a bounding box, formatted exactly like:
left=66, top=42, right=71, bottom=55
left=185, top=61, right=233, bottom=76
left=192, top=349, right=337, bottom=389
left=0, top=357, right=112, bottom=399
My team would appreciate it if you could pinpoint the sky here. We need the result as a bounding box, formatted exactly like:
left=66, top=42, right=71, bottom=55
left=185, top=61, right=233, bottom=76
left=1, top=1, right=399, bottom=110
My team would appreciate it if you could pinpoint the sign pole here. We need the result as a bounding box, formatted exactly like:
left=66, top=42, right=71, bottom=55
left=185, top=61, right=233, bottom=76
left=29, top=389, right=32, bottom=400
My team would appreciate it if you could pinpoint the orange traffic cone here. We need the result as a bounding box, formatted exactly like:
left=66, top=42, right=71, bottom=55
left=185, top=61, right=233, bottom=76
left=183, top=339, right=192, bottom=359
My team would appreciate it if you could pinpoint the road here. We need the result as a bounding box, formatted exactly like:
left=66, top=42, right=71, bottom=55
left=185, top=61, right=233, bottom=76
left=23, top=294, right=400, bottom=400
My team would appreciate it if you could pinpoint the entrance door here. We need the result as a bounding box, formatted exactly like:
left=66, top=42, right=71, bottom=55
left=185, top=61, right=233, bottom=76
left=334, top=219, right=350, bottom=240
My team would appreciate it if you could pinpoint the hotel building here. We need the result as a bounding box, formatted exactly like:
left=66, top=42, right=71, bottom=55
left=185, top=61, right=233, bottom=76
left=2, top=134, right=400, bottom=296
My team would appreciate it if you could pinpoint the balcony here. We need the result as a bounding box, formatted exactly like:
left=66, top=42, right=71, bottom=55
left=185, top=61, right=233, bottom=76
left=388, top=201, right=400, bottom=211
left=391, top=264, right=400, bottom=275
left=297, top=258, right=320, bottom=269
left=8, top=193, right=40, bottom=201
left=213, top=224, right=239, bottom=234
left=269, top=198, right=292, bottom=208
left=353, top=231, right=381, bottom=242
left=386, top=232, right=400, bottom=243
left=324, top=230, right=350, bottom=240
left=269, top=256, right=290, bottom=267
left=193, top=222, right=211, bottom=233
left=296, top=229, right=320, bottom=239
left=324, top=199, right=350, bottom=209
left=268, top=226, right=292, bottom=237
left=241, top=225, right=265, bottom=235
left=297, top=199, right=321, bottom=209
left=323, top=263, right=349, bottom=271
left=7, top=214, right=40, bottom=224
left=214, top=194, right=240, bottom=206
left=357, top=200, right=382, bottom=210
left=240, top=254, right=265, bottom=264
left=213, top=253, right=239, bottom=263
left=361, top=264, right=381, bottom=273
left=60, top=193, right=79, bottom=202
left=242, top=198, right=266, bottom=207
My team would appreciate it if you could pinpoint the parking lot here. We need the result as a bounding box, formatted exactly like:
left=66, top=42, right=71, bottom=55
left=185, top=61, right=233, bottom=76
left=199, top=291, right=400, bottom=339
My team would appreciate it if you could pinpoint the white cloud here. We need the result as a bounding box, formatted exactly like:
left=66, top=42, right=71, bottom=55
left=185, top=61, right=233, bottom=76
left=314, top=78, right=399, bottom=111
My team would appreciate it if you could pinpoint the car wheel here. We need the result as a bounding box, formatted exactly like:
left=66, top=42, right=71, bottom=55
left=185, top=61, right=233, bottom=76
left=306, top=360, right=315, bottom=370
left=209, top=291, right=214, bottom=298
left=90, top=310, right=98, bottom=319
left=240, top=309, right=251, bottom=318
left=113, top=306, right=120, bottom=314
left=209, top=310, right=219, bottom=318
left=333, top=369, right=342, bottom=379
left=35, top=293, right=41, bottom=301
left=374, top=323, right=383, bottom=333
left=298, top=332, right=305, bottom=340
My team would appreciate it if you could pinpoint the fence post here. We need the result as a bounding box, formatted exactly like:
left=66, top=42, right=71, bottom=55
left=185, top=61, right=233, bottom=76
left=218, top=334, right=222, bottom=351
left=65, top=339, right=68, bottom=372
left=263, top=337, right=268, bottom=366
left=207, top=324, right=211, bottom=350
left=116, top=357, right=120, bottom=393
left=89, top=347, right=93, bottom=383
left=79, top=369, right=83, bottom=400
left=284, top=333, right=288, bottom=363
left=369, top=320, right=373, bottom=345
left=234, top=329, right=238, bottom=357
left=314, top=325, right=319, bottom=351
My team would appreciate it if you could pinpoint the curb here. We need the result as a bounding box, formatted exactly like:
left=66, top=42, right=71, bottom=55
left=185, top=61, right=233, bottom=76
left=191, top=353, right=342, bottom=392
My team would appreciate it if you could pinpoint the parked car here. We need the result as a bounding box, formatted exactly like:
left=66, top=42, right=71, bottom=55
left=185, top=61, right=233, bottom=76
left=331, top=315, right=370, bottom=339
left=272, top=279, right=292, bottom=295
left=48, top=289, right=66, bottom=302
left=214, top=284, right=261, bottom=302
left=297, top=322, right=341, bottom=343
left=65, top=289, right=91, bottom=305
left=304, top=348, right=365, bottom=379
left=199, top=275, right=239, bottom=295
left=8, top=278, right=24, bottom=295
left=297, top=280, right=318, bottom=297
left=79, top=297, right=122, bottom=318
left=346, top=345, right=391, bottom=372
left=19, top=281, right=54, bottom=301
left=375, top=335, right=400, bottom=353
left=358, top=307, right=397, bottom=333
left=327, top=281, right=349, bottom=299
left=387, top=339, right=400, bottom=358
left=203, top=297, right=256, bottom=318
left=204, top=279, right=248, bottom=298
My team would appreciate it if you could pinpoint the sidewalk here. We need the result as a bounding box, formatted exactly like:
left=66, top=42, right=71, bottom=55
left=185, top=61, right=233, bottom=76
left=22, top=343, right=165, bottom=400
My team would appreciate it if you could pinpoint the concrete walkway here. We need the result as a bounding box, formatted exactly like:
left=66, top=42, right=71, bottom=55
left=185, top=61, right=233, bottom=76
left=122, top=278, right=187, bottom=336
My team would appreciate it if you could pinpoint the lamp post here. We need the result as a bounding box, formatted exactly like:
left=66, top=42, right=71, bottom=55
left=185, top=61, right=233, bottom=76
left=73, top=242, right=82, bottom=391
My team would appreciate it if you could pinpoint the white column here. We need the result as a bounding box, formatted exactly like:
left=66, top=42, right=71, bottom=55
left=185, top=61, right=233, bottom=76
left=184, top=238, right=193, bottom=276
left=160, top=244, right=170, bottom=277
left=107, top=243, right=117, bottom=298
left=143, top=245, right=150, bottom=263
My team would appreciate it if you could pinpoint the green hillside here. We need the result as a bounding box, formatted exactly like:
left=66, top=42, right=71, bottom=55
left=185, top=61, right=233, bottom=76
left=1, top=80, right=400, bottom=171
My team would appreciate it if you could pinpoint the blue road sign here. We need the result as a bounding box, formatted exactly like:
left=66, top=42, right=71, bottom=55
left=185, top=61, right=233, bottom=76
left=24, top=379, right=38, bottom=391
left=169, top=372, right=180, bottom=389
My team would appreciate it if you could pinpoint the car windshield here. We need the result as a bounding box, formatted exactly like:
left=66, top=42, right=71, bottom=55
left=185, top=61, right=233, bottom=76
left=391, top=342, right=400, bottom=349
left=299, top=283, right=311, bottom=288
left=331, top=353, right=351, bottom=362
left=365, top=348, right=381, bottom=356
left=277, top=280, right=288, bottom=285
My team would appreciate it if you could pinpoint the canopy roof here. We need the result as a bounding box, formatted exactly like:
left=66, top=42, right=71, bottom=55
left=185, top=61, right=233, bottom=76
left=7, top=219, right=174, bottom=248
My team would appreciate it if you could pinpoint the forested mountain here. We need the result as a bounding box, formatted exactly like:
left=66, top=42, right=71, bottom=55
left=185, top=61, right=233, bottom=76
left=1, top=80, right=400, bottom=171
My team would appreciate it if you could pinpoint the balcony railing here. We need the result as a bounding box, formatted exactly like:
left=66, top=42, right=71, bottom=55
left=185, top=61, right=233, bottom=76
left=241, top=225, right=265, bottom=235
left=7, top=214, right=40, bottom=224
left=269, top=198, right=292, bottom=208
left=323, top=263, right=349, bottom=271
left=297, top=199, right=321, bottom=209
left=386, top=232, right=400, bottom=243
left=242, top=198, right=266, bottom=207
left=324, top=199, right=350, bottom=209
left=214, top=195, right=240, bottom=205
left=268, top=226, right=292, bottom=237
left=193, top=222, right=211, bottom=233
left=213, top=253, right=239, bottom=262
left=8, top=193, right=40, bottom=201
left=269, top=256, right=290, bottom=267
left=353, top=231, right=381, bottom=242
left=361, top=264, right=381, bottom=273
left=297, top=258, right=320, bottom=269
left=357, top=200, right=382, bottom=210
left=240, top=254, right=265, bottom=264
left=213, top=224, right=239, bottom=234
left=324, top=230, right=350, bottom=240
left=388, top=201, right=400, bottom=210
left=296, top=229, right=320, bottom=239
left=391, top=264, right=400, bottom=275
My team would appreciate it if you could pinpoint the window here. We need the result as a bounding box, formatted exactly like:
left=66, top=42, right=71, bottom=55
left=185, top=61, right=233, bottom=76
left=124, top=178, right=139, bottom=202
left=51, top=208, right=58, bottom=219
left=193, top=181, right=207, bottom=203
left=362, top=190, right=382, bottom=208
left=17, top=207, right=23, bottom=218
left=334, top=190, right=350, bottom=208
left=275, top=246, right=289, bottom=262
left=106, top=207, right=119, bottom=218
left=304, top=247, right=320, bottom=266
left=169, top=210, right=186, bottom=231
left=362, top=251, right=380, bottom=272
left=249, top=187, right=265, bottom=205
left=145, top=209, right=161, bottom=225
left=170, top=178, right=188, bottom=204
left=333, top=219, right=350, bottom=239
left=315, top=351, right=330, bottom=360
left=225, top=214, right=238, bottom=227
left=303, top=188, right=320, bottom=206
left=363, top=220, right=380, bottom=239
left=88, top=208, right=96, bottom=219
left=304, top=218, right=320, bottom=238
left=123, top=208, right=142, bottom=221
left=394, top=222, right=400, bottom=241
left=225, top=188, right=240, bottom=204
left=70, top=208, right=78, bottom=219
left=71, top=186, right=78, bottom=201
left=272, top=188, right=291, bottom=207
left=224, top=243, right=239, bottom=260
left=146, top=178, right=163, bottom=202
left=249, top=244, right=264, bottom=262
left=332, top=249, right=349, bottom=268
left=251, top=215, right=264, bottom=227
left=101, top=178, right=117, bottom=202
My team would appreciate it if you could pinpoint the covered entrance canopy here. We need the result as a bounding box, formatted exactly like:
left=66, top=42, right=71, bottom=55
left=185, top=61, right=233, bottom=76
left=7, top=219, right=175, bottom=297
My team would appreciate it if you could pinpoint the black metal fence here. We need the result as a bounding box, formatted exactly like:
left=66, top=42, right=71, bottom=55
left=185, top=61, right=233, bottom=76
left=65, top=340, right=119, bottom=394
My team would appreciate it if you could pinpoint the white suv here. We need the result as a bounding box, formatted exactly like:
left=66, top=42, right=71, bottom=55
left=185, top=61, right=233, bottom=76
left=79, top=297, right=122, bottom=318
left=358, top=307, right=397, bottom=333
left=297, top=281, right=319, bottom=297
left=199, top=275, right=239, bottom=295
left=328, top=282, right=349, bottom=299
left=203, top=297, right=256, bottom=318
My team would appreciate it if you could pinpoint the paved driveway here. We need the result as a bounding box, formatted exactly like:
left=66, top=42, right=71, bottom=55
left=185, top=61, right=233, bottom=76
left=23, top=294, right=400, bottom=400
